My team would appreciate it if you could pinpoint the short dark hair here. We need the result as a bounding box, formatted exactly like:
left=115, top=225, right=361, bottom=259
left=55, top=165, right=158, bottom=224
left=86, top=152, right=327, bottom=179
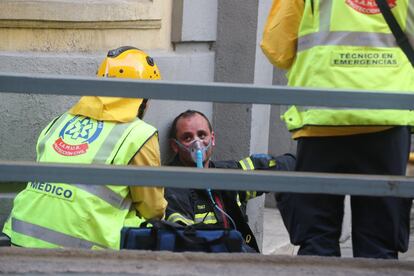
left=169, top=110, right=212, bottom=139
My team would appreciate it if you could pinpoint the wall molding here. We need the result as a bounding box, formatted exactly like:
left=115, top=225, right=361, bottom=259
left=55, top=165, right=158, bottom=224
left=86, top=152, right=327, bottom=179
left=0, top=20, right=161, bottom=29
left=0, top=0, right=162, bottom=29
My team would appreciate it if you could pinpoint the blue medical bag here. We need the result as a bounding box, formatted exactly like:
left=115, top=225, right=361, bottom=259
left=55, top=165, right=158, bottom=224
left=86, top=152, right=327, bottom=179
left=120, top=220, right=247, bottom=253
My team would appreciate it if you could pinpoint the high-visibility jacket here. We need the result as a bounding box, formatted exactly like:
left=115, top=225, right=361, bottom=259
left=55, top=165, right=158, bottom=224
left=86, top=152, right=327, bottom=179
left=278, top=0, right=414, bottom=131
left=3, top=113, right=157, bottom=249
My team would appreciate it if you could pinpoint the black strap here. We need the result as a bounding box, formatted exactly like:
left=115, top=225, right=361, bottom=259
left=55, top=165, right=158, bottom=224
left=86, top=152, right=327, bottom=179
left=149, top=219, right=228, bottom=243
left=375, top=0, right=414, bottom=66
left=0, top=235, right=11, bottom=247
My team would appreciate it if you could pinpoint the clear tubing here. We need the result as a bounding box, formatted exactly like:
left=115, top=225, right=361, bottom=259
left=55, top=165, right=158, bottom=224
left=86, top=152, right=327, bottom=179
left=196, top=149, right=203, bottom=168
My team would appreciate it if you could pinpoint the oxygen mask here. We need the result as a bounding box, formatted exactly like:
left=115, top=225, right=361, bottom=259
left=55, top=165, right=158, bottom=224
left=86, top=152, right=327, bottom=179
left=175, top=138, right=212, bottom=168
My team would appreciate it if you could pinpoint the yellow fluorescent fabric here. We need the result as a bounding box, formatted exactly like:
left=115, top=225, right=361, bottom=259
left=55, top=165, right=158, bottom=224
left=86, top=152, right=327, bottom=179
left=260, top=0, right=304, bottom=69
left=3, top=113, right=160, bottom=249
left=70, top=95, right=166, bottom=219
left=129, top=135, right=167, bottom=220
left=262, top=0, right=414, bottom=138
left=69, top=96, right=142, bottom=123
left=283, top=106, right=414, bottom=129
left=292, top=126, right=392, bottom=139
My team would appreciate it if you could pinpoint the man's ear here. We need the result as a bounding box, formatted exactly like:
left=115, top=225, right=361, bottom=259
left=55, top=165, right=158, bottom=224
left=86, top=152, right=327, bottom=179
left=211, top=131, right=215, bottom=146
left=170, top=139, right=179, bottom=154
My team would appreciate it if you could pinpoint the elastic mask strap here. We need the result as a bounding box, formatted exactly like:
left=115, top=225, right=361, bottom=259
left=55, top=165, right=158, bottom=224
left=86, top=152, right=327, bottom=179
left=174, top=139, right=191, bottom=153
left=204, top=139, right=212, bottom=151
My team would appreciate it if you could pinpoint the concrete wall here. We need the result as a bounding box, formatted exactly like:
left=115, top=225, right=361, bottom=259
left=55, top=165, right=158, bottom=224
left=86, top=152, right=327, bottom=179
left=213, top=0, right=280, bottom=250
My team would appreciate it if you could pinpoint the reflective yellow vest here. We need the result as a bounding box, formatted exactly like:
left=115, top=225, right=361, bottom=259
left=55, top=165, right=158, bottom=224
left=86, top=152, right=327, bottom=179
left=282, top=0, right=414, bottom=131
left=3, top=113, right=157, bottom=249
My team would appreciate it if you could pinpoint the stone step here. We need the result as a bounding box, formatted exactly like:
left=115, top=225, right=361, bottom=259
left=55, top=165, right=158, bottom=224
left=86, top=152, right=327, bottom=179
left=1, top=247, right=414, bottom=275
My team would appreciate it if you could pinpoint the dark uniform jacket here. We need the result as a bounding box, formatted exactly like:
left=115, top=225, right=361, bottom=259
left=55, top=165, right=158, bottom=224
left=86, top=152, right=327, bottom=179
left=165, top=153, right=296, bottom=253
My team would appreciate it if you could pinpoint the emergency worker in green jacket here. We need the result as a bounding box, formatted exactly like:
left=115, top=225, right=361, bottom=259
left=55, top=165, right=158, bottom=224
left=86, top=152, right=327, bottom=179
left=165, top=110, right=296, bottom=252
left=2, top=46, right=167, bottom=250
left=261, top=0, right=413, bottom=259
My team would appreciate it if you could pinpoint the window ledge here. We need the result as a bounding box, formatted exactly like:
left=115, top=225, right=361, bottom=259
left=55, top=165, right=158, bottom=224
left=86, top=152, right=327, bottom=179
left=0, top=0, right=162, bottom=29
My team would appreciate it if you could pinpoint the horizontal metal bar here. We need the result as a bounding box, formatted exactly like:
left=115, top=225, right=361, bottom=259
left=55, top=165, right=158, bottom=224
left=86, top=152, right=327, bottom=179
left=0, top=161, right=413, bottom=198
left=1, top=73, right=414, bottom=109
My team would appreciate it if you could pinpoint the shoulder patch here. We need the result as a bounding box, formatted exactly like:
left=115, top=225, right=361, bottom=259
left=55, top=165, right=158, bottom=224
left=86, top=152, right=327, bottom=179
left=53, top=115, right=103, bottom=156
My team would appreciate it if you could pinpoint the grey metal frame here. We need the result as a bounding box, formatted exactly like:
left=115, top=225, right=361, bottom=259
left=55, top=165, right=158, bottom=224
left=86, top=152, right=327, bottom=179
left=2, top=73, right=414, bottom=109
left=0, top=161, right=413, bottom=198
left=1, top=73, right=414, bottom=197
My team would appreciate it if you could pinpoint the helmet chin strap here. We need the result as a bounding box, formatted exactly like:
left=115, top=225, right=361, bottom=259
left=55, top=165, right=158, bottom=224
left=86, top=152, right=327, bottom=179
left=137, top=99, right=148, bottom=119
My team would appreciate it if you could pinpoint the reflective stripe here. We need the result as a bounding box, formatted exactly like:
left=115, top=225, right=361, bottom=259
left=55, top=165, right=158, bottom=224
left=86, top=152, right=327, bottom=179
left=239, top=159, right=247, bottom=170
left=37, top=114, right=69, bottom=158
left=283, top=106, right=414, bottom=130
left=246, top=191, right=257, bottom=201
left=73, top=184, right=131, bottom=210
left=167, top=213, right=194, bottom=225
left=319, top=0, right=333, bottom=32
left=12, top=217, right=106, bottom=249
left=298, top=31, right=397, bottom=52
left=407, top=0, right=414, bottom=38
left=298, top=1, right=410, bottom=52
left=78, top=120, right=138, bottom=210
left=236, top=194, right=242, bottom=207
left=195, top=212, right=217, bottom=224
left=239, top=158, right=254, bottom=171
left=92, top=121, right=134, bottom=164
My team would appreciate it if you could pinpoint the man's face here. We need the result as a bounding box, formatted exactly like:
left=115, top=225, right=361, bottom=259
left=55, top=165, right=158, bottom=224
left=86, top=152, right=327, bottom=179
left=170, top=113, right=215, bottom=167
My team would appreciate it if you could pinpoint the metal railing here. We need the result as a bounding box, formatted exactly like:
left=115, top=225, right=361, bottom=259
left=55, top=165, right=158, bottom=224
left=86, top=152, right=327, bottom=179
left=1, top=72, right=414, bottom=198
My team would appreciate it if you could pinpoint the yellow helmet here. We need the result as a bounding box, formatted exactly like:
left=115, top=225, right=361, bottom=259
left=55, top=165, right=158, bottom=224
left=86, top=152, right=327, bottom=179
left=97, top=46, right=161, bottom=80
left=97, top=46, right=161, bottom=118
